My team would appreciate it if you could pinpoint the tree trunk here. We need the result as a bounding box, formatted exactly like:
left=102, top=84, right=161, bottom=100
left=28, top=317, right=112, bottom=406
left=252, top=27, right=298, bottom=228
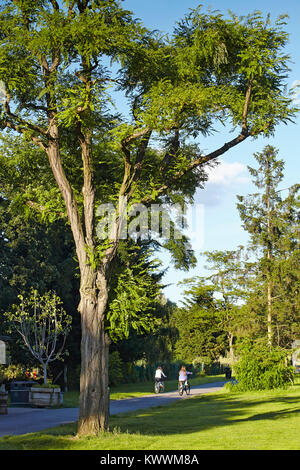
left=77, top=268, right=110, bottom=435
left=43, top=363, right=47, bottom=385
left=266, top=162, right=273, bottom=348
left=229, top=332, right=234, bottom=362
left=267, top=277, right=272, bottom=347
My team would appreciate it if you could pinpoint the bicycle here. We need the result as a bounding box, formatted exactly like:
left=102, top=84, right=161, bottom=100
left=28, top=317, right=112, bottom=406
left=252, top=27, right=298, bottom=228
left=154, top=379, right=165, bottom=394
left=178, top=380, right=190, bottom=396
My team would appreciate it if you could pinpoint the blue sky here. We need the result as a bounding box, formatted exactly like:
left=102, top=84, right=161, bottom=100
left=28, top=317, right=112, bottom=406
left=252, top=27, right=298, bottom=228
left=122, top=0, right=300, bottom=304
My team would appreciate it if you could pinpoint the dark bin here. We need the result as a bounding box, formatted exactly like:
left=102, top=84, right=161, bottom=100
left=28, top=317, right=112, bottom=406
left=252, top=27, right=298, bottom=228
left=225, top=367, right=232, bottom=380
left=10, top=381, right=36, bottom=407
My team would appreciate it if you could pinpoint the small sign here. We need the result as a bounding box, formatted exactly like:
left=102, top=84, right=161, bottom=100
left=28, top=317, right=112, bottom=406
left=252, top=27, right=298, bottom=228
left=292, top=340, right=300, bottom=373
left=0, top=340, right=6, bottom=365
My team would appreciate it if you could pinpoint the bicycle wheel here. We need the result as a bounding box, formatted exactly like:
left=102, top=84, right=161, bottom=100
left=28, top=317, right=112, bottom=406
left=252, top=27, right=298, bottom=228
left=185, top=383, right=190, bottom=395
left=154, top=383, right=159, bottom=394
left=178, top=384, right=183, bottom=396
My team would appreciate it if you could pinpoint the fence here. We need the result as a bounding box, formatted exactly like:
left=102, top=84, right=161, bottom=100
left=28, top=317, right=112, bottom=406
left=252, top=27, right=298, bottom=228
left=66, top=360, right=227, bottom=390
left=121, top=361, right=226, bottom=384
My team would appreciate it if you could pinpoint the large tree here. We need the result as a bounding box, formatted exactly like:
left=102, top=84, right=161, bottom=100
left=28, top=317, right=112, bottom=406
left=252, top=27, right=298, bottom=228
left=0, top=1, right=297, bottom=434
left=237, top=145, right=300, bottom=347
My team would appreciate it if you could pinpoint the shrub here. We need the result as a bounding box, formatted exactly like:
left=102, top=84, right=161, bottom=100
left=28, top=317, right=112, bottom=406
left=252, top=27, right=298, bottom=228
left=0, top=364, right=31, bottom=386
left=1, top=364, right=27, bottom=381
left=229, top=342, right=294, bottom=391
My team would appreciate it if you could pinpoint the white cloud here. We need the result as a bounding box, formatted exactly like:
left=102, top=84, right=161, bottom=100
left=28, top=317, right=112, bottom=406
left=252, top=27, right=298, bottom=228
left=206, top=161, right=249, bottom=185
left=194, top=160, right=250, bottom=207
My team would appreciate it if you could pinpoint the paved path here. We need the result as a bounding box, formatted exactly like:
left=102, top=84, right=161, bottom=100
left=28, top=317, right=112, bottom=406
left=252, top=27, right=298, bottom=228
left=0, top=382, right=225, bottom=437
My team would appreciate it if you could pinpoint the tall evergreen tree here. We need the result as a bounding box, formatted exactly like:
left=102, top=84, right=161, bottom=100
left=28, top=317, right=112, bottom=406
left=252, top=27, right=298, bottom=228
left=237, top=145, right=300, bottom=347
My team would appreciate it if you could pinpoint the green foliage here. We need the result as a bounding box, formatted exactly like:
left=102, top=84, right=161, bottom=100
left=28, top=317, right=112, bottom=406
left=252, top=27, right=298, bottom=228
left=230, top=341, right=294, bottom=391
left=171, top=281, right=227, bottom=363
left=106, top=247, right=162, bottom=341
left=131, top=7, right=297, bottom=139
left=31, top=382, right=60, bottom=389
left=110, top=297, right=178, bottom=366
left=108, top=351, right=123, bottom=386
left=0, top=195, right=81, bottom=370
left=0, top=364, right=26, bottom=383
left=121, top=362, right=138, bottom=384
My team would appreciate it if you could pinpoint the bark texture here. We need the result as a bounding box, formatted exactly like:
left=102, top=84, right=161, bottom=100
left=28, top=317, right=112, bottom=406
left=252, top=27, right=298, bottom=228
left=78, top=283, right=110, bottom=434
left=77, top=267, right=111, bottom=435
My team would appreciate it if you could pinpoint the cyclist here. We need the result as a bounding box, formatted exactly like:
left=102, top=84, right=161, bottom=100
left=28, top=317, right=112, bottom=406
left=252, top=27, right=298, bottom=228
left=155, top=366, right=167, bottom=391
left=178, top=366, right=192, bottom=392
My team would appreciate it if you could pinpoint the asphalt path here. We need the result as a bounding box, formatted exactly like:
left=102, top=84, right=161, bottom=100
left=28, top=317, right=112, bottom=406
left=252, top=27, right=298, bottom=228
left=0, top=381, right=226, bottom=437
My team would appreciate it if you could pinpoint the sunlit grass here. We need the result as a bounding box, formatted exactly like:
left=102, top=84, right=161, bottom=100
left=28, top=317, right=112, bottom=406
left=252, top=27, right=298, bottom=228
left=1, top=378, right=300, bottom=450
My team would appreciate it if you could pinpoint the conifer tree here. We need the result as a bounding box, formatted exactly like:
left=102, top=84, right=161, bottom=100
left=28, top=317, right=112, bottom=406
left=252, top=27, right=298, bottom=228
left=237, top=145, right=300, bottom=347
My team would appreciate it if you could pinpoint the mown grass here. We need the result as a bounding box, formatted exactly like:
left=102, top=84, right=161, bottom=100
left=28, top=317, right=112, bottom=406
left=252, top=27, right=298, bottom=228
left=1, top=378, right=300, bottom=450
left=62, top=374, right=225, bottom=407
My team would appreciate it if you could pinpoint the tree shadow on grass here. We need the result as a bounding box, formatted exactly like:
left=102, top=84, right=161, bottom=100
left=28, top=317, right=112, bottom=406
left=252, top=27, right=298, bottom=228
left=107, top=390, right=300, bottom=437
left=1, top=385, right=300, bottom=449
left=22, top=385, right=300, bottom=441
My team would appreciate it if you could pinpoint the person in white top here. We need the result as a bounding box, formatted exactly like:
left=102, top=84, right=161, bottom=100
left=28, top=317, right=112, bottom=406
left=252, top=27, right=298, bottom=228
left=178, top=366, right=192, bottom=386
left=155, top=366, right=167, bottom=383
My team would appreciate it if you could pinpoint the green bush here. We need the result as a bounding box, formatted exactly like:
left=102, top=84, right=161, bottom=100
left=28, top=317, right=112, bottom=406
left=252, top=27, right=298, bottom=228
left=229, top=342, right=294, bottom=391
left=0, top=364, right=27, bottom=382
left=121, top=363, right=139, bottom=383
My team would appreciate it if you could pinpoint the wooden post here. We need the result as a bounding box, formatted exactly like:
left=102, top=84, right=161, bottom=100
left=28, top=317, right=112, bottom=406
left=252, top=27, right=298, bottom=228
left=0, top=385, right=8, bottom=415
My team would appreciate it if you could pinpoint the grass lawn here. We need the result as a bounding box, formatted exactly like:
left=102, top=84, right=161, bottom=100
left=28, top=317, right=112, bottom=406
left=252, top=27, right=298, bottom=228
left=1, top=378, right=300, bottom=450
left=62, top=374, right=226, bottom=407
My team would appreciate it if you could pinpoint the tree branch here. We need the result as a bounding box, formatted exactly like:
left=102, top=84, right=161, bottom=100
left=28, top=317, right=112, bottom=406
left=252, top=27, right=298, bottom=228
left=141, top=130, right=250, bottom=205
left=67, top=1, right=76, bottom=17
left=119, top=127, right=151, bottom=198
left=0, top=118, right=47, bottom=151
left=121, top=127, right=151, bottom=146
left=127, top=130, right=152, bottom=199
left=160, top=127, right=180, bottom=174
left=76, top=120, right=95, bottom=249
left=25, top=200, right=65, bottom=217
left=50, top=0, right=60, bottom=10
left=4, top=94, right=48, bottom=137
left=139, top=76, right=270, bottom=206
left=242, top=79, right=253, bottom=134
